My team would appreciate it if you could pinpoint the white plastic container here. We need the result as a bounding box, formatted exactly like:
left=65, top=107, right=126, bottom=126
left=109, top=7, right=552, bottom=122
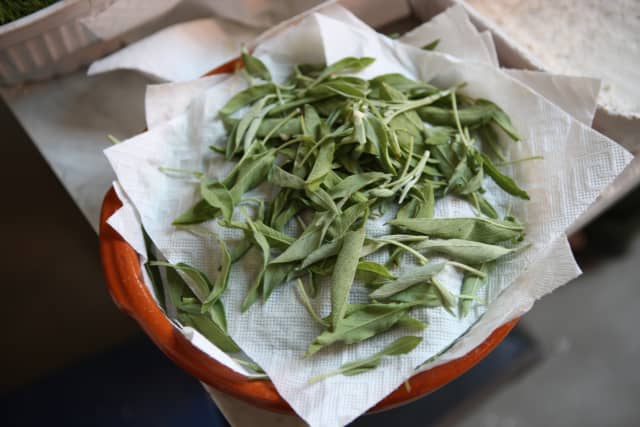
left=0, top=0, right=115, bottom=84
left=0, top=0, right=183, bottom=85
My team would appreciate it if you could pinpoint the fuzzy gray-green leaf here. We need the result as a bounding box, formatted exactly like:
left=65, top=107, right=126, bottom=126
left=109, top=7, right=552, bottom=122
left=370, top=262, right=445, bottom=300
left=388, top=217, right=524, bottom=244
left=330, top=224, right=367, bottom=330
left=459, top=264, right=488, bottom=318
left=414, top=239, right=514, bottom=265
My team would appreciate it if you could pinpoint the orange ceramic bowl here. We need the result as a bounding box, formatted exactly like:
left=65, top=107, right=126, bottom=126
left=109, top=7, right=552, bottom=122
left=98, top=58, right=518, bottom=413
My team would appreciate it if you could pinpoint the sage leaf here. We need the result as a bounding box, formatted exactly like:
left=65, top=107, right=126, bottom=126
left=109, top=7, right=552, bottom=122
left=200, top=179, right=234, bottom=221
left=414, top=238, right=513, bottom=265
left=306, top=142, right=335, bottom=191
left=300, top=238, right=342, bottom=269
left=240, top=213, right=271, bottom=312
left=388, top=217, right=525, bottom=244
left=269, top=166, right=306, bottom=190
left=241, top=46, right=271, bottom=81
left=262, top=262, right=295, bottom=302
left=173, top=199, right=218, bottom=225
left=422, top=39, right=440, bottom=50
left=397, top=314, right=428, bottom=331
left=221, top=219, right=294, bottom=249
left=307, top=302, right=420, bottom=356
left=481, top=152, right=530, bottom=199
left=297, top=279, right=328, bottom=327
left=477, top=99, right=521, bottom=141
left=142, top=227, right=165, bottom=309
left=330, top=224, right=367, bottom=330
left=308, top=57, right=375, bottom=88
left=370, top=262, right=445, bottom=300
left=387, top=283, right=442, bottom=307
left=459, top=264, right=488, bottom=318
left=330, top=172, right=390, bottom=200
left=220, top=83, right=276, bottom=116
left=308, top=335, right=422, bottom=383
left=270, top=224, right=323, bottom=264
left=431, top=277, right=457, bottom=312
left=357, top=261, right=395, bottom=280
left=202, top=236, right=232, bottom=308
left=149, top=261, right=211, bottom=302
left=180, top=312, right=240, bottom=353
left=229, top=150, right=275, bottom=203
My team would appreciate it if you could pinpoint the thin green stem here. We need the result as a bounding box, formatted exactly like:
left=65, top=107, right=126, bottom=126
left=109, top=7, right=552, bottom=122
left=496, top=156, right=544, bottom=166
left=375, top=239, right=428, bottom=265
left=446, top=261, right=487, bottom=278
left=296, top=279, right=328, bottom=327
left=159, top=167, right=203, bottom=178
left=262, top=108, right=301, bottom=142
left=107, top=134, right=121, bottom=145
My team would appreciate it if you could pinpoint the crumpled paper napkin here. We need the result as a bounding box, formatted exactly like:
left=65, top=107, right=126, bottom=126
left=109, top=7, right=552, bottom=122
left=104, top=5, right=632, bottom=427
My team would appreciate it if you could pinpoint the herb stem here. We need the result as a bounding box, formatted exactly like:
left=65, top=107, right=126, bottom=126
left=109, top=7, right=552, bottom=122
left=446, top=261, right=488, bottom=278
left=159, top=167, right=204, bottom=178
left=496, top=156, right=544, bottom=166
left=375, top=239, right=428, bottom=265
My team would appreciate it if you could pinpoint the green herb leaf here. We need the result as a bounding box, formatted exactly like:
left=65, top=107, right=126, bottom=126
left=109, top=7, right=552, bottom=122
left=309, top=335, right=422, bottom=383
left=396, top=314, right=428, bottom=331
left=297, top=279, right=329, bottom=327
left=330, top=224, right=367, bottom=330
left=459, top=264, right=488, bottom=318
left=306, top=142, right=335, bottom=191
left=149, top=261, right=212, bottom=302
left=220, top=83, right=276, bottom=117
left=173, top=199, right=218, bottom=225
left=370, top=262, right=445, bottom=300
left=357, top=261, right=396, bottom=280
left=241, top=212, right=272, bottom=312
left=180, top=311, right=240, bottom=353
left=388, top=217, right=525, bottom=244
left=422, top=39, right=440, bottom=51
left=202, top=236, right=232, bottom=308
left=307, top=302, right=421, bottom=356
left=200, top=179, right=234, bottom=221
left=262, top=262, right=296, bottom=302
left=229, top=150, right=275, bottom=203
left=142, top=227, right=166, bottom=309
left=241, top=46, right=272, bottom=81
left=270, top=224, right=323, bottom=264
left=330, top=172, right=390, bottom=200
left=414, top=238, right=513, bottom=265
left=308, top=57, right=375, bottom=88
left=480, top=152, right=530, bottom=199
left=269, top=166, right=307, bottom=190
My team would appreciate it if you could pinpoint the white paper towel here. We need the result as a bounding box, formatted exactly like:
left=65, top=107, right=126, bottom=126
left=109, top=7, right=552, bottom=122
left=88, top=18, right=257, bottom=82
left=103, top=6, right=632, bottom=427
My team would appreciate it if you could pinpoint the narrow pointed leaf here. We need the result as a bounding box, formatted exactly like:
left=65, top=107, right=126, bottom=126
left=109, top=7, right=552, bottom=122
left=330, top=224, right=367, bottom=330
left=370, top=262, right=445, bottom=299
left=388, top=217, right=524, bottom=244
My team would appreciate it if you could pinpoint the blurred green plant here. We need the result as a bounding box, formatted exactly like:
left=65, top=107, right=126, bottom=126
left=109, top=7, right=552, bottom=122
left=0, top=1, right=59, bottom=25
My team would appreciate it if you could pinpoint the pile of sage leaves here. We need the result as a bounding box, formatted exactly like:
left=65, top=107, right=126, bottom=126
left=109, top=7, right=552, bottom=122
left=146, top=48, right=529, bottom=381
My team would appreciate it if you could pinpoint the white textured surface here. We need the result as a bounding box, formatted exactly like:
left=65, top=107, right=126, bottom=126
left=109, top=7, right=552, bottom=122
left=465, top=0, right=640, bottom=118
left=104, top=7, right=632, bottom=426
